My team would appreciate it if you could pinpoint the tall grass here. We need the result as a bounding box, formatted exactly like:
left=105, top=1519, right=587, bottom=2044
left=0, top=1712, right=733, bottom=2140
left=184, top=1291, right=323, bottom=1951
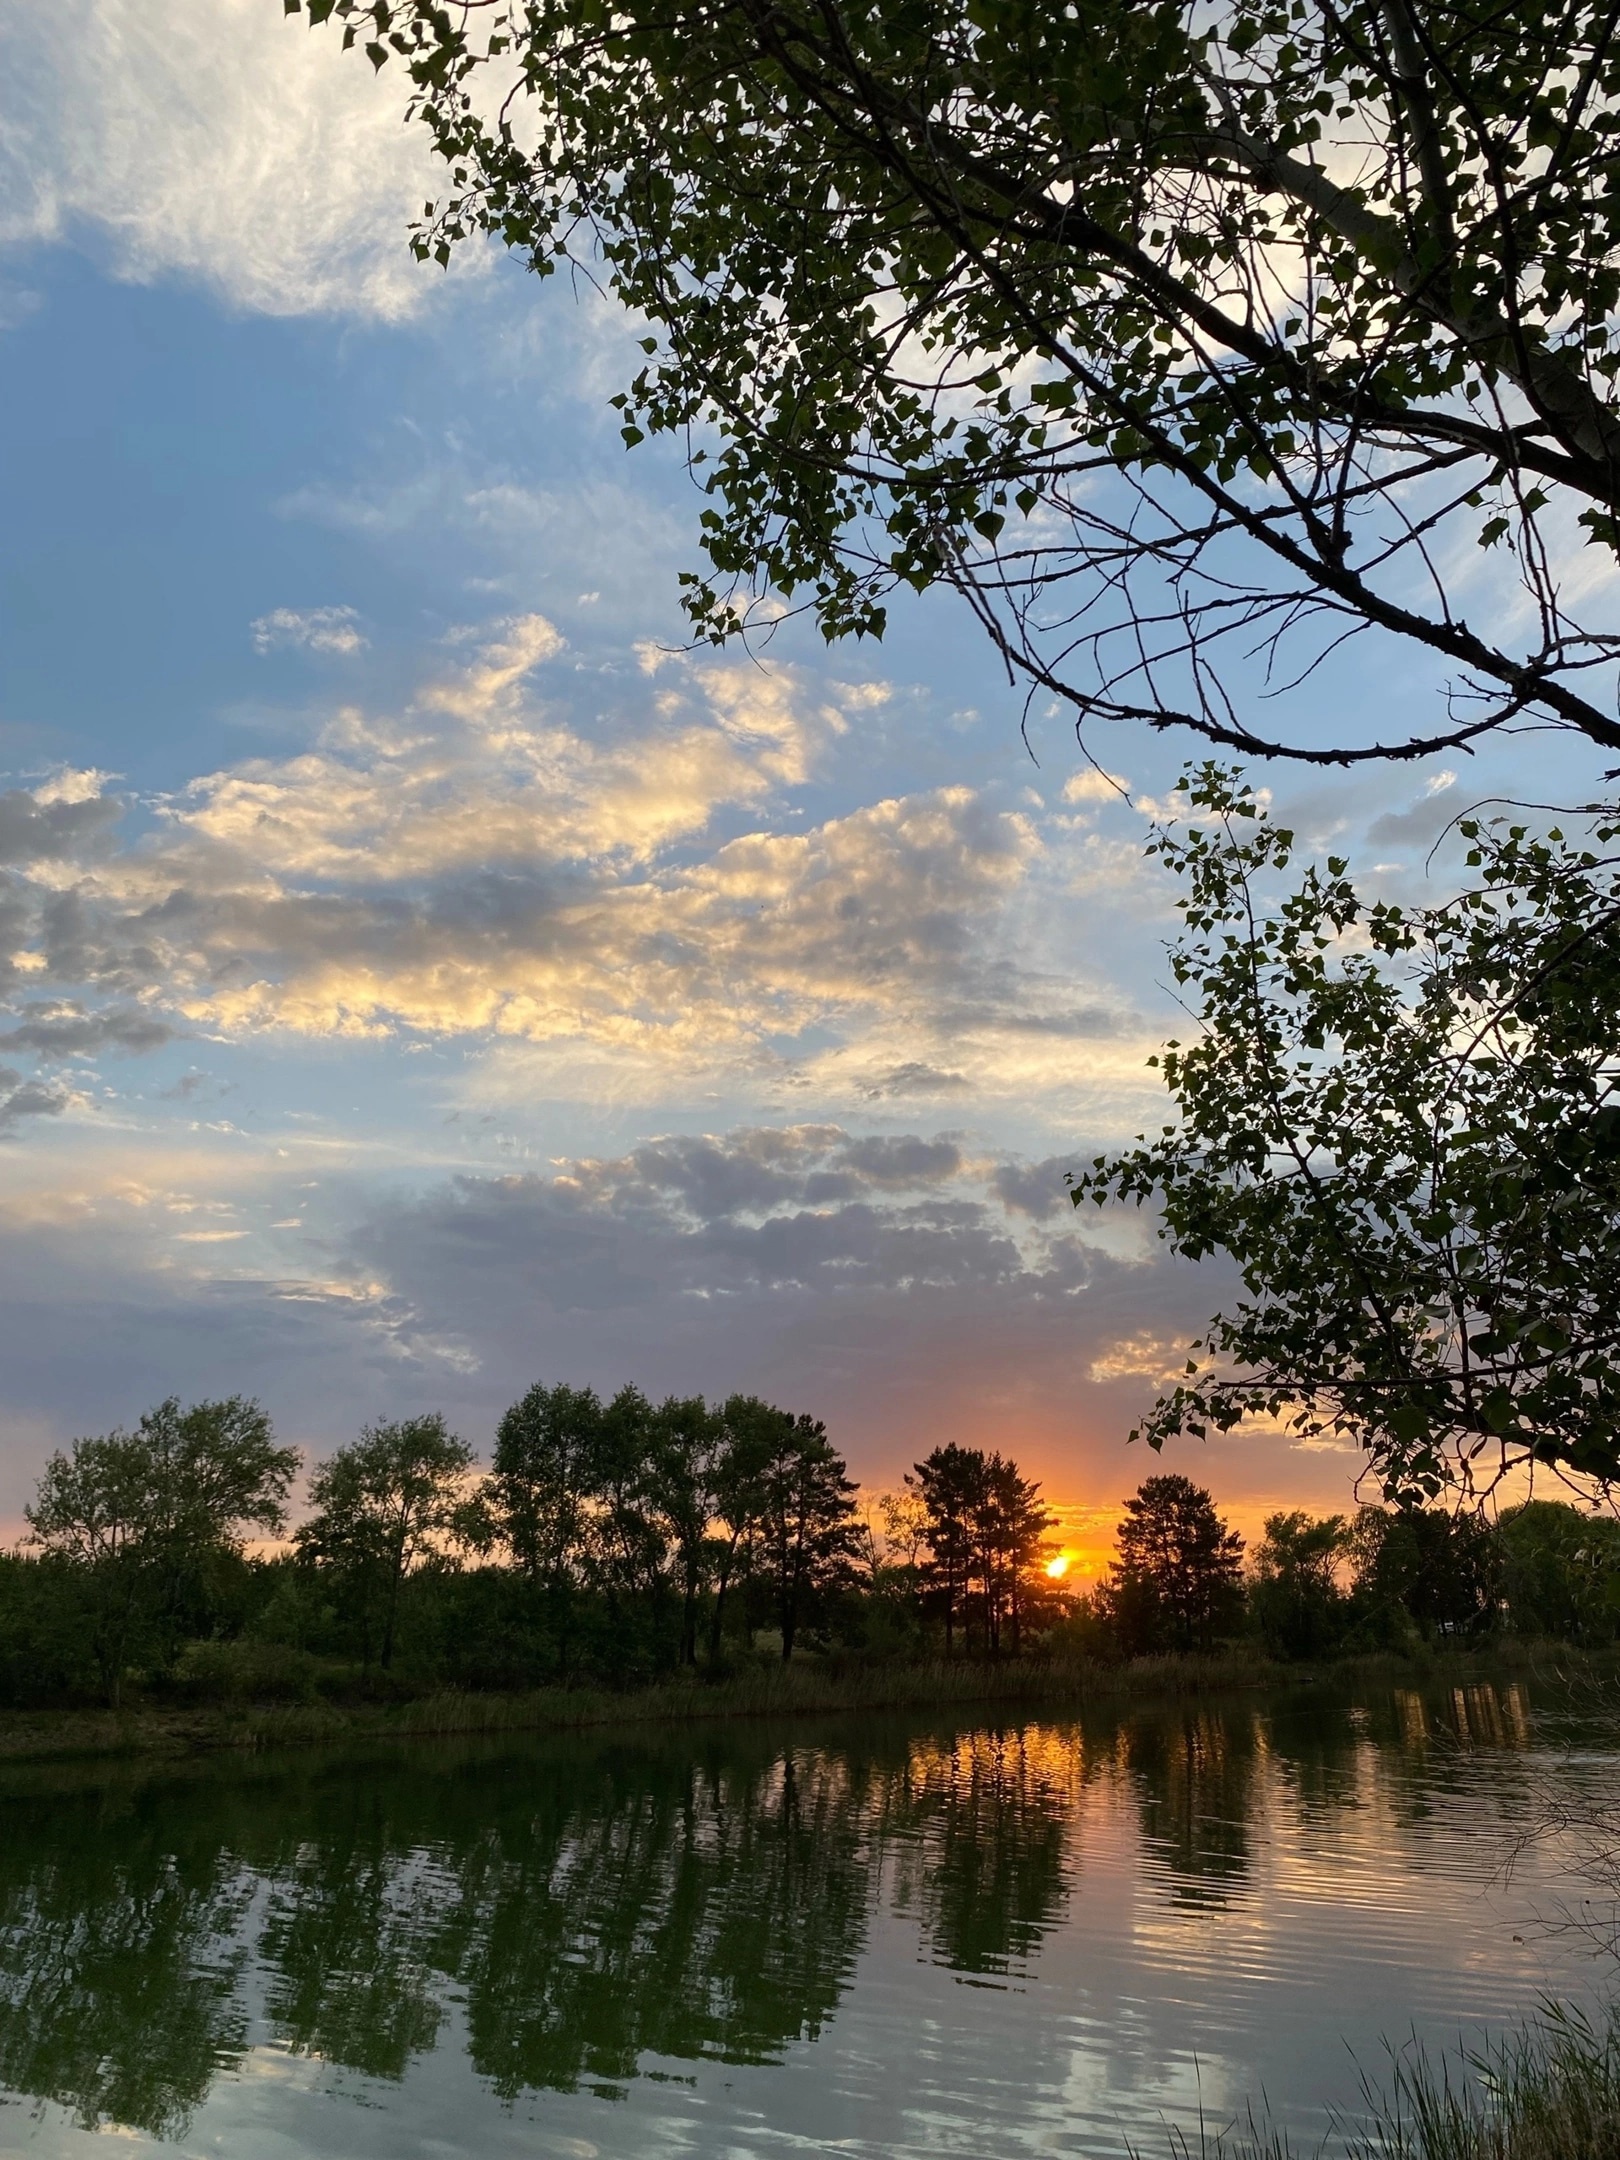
left=1184, top=2002, right=1620, bottom=2159
left=0, top=1639, right=1574, bottom=1766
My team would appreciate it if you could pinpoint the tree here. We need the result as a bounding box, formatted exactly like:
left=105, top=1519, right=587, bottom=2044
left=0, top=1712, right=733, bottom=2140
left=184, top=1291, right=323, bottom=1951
left=646, top=1394, right=723, bottom=1666
left=1347, top=1502, right=1499, bottom=1640
left=587, top=1384, right=666, bottom=1605
left=1100, top=1476, right=1245, bottom=1655
left=706, top=1395, right=781, bottom=1663
left=1071, top=767, right=1620, bottom=1499
left=297, top=0, right=1620, bottom=767
left=295, top=1416, right=473, bottom=1670
left=909, top=1445, right=983, bottom=1657
left=485, top=1381, right=602, bottom=1674
left=1497, top=1499, right=1620, bottom=1643
left=751, top=1413, right=860, bottom=1661
left=27, top=1398, right=296, bottom=1703
left=1248, top=1510, right=1348, bottom=1659
left=910, top=1446, right=1054, bottom=1654
left=980, top=1454, right=1054, bottom=1656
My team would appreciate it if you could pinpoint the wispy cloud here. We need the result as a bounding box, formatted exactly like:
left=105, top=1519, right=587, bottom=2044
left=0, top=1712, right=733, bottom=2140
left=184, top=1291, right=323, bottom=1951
left=0, top=0, right=451, bottom=319
left=250, top=606, right=367, bottom=657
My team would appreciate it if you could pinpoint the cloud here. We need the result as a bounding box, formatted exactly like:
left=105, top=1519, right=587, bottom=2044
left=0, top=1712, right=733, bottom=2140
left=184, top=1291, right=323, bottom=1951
left=0, top=1119, right=1363, bottom=1532
left=0, top=1068, right=71, bottom=1131
left=0, top=0, right=451, bottom=318
left=857, top=1061, right=972, bottom=1099
left=0, top=1003, right=176, bottom=1060
left=1062, top=769, right=1130, bottom=805
left=0, top=620, right=1153, bottom=1120
left=1366, top=778, right=1471, bottom=848
left=0, top=784, right=120, bottom=866
left=324, top=1122, right=1343, bottom=1509
left=251, top=606, right=367, bottom=656
left=991, top=1157, right=1076, bottom=1221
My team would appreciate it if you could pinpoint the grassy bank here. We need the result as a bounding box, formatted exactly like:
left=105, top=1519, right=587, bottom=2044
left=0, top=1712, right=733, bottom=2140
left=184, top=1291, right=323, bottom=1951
left=0, top=1640, right=1580, bottom=1767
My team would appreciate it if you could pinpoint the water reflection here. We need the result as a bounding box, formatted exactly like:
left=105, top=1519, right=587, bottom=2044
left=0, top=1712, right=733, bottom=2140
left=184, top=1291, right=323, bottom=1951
left=1121, top=1708, right=1259, bottom=1904
left=0, top=1677, right=1573, bottom=2143
left=0, top=1785, right=253, bottom=2137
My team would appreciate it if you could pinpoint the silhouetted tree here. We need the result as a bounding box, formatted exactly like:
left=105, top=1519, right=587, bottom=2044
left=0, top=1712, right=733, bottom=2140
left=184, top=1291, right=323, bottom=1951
left=26, top=1398, right=296, bottom=1704
left=910, top=1446, right=1055, bottom=1655
left=1348, top=1505, right=1500, bottom=1643
left=909, top=1446, right=984, bottom=1657
left=295, top=1417, right=473, bottom=1671
left=981, top=1455, right=1054, bottom=1656
left=301, top=0, right=1620, bottom=767
left=1248, top=1511, right=1349, bottom=1660
left=486, top=1381, right=603, bottom=1676
left=706, top=1396, right=781, bottom=1663
left=646, top=1395, right=723, bottom=1667
left=753, top=1414, right=860, bottom=1662
left=1102, top=1477, right=1245, bottom=1655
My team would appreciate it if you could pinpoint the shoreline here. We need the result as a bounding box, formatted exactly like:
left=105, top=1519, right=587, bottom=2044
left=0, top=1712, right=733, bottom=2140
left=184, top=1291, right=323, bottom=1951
left=0, top=1641, right=1590, bottom=1768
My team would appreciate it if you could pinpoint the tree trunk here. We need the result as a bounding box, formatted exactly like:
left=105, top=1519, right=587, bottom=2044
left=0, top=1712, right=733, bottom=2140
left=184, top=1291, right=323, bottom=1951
left=681, top=1560, right=699, bottom=1666
left=381, top=1541, right=406, bottom=1671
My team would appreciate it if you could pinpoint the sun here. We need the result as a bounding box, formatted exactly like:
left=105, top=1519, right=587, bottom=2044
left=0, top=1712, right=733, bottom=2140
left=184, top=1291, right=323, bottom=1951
left=1044, top=1552, right=1072, bottom=1580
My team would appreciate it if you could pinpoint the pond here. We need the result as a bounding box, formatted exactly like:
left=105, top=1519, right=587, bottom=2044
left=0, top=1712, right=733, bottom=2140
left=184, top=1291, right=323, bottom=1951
left=0, top=1673, right=1616, bottom=2158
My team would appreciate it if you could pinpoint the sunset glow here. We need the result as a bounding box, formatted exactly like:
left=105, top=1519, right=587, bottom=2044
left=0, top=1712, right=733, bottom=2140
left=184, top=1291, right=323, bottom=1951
left=1045, top=1553, right=1073, bottom=1580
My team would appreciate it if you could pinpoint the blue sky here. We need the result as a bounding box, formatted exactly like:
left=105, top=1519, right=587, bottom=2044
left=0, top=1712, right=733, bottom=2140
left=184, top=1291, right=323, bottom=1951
left=0, top=0, right=1606, bottom=1558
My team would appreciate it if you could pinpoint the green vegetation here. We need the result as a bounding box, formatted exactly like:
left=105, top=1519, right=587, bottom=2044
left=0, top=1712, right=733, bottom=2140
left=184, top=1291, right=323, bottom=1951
left=1208, top=2001, right=1620, bottom=2158
left=1071, top=768, right=1620, bottom=1496
left=5, top=1388, right=1619, bottom=1752
left=292, top=0, right=1620, bottom=767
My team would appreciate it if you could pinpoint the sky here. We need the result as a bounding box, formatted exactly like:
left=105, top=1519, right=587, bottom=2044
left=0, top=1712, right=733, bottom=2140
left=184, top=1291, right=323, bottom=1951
left=0, top=0, right=1609, bottom=1571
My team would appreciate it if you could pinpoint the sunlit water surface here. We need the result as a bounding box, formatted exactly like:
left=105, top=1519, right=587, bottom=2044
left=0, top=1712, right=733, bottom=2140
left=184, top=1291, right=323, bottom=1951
left=1, top=1675, right=1617, bottom=2158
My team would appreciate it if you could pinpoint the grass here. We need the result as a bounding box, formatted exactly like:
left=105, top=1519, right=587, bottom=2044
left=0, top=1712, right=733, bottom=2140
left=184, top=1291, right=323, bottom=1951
left=0, top=1639, right=1573, bottom=1767
left=1152, top=2002, right=1620, bottom=2159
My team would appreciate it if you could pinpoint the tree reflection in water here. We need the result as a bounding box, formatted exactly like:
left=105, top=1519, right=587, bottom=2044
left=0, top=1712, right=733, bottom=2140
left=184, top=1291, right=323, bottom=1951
left=0, top=1680, right=1543, bottom=2137
left=0, top=1783, right=253, bottom=2138
left=883, top=1727, right=1078, bottom=1974
left=1121, top=1708, right=1259, bottom=1905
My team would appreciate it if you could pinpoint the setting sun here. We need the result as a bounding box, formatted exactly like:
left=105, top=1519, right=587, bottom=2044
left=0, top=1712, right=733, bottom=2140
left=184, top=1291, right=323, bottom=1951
left=1045, top=1553, right=1072, bottom=1580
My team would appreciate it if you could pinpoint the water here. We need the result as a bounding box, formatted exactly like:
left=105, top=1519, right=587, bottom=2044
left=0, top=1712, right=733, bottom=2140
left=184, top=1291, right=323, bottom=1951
left=0, top=1674, right=1616, bottom=2158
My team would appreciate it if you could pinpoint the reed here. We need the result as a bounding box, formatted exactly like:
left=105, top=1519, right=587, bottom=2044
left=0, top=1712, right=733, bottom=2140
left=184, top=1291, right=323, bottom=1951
left=0, top=1639, right=1582, bottom=1767
left=1175, top=2001, right=1620, bottom=2159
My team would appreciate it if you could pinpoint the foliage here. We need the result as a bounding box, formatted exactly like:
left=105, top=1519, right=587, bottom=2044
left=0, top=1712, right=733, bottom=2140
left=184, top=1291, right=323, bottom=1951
left=1496, top=1499, right=1620, bottom=1644
left=25, top=1397, right=296, bottom=1702
left=647, top=1393, right=723, bottom=1666
left=907, top=1444, right=1055, bottom=1655
left=1100, top=1475, right=1246, bottom=1655
left=294, top=1416, right=475, bottom=1670
left=292, top=0, right=1620, bottom=765
left=1071, top=765, right=1620, bottom=1500
left=12, top=1383, right=1620, bottom=1707
left=1248, top=1509, right=1349, bottom=1660
left=1348, top=1502, right=1500, bottom=1642
left=745, top=1409, right=862, bottom=1661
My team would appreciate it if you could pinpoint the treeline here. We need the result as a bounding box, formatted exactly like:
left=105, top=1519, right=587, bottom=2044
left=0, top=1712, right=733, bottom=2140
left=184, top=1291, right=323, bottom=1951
left=1, top=1396, right=1617, bottom=1710
left=1076, top=1473, right=1620, bottom=1663
left=0, top=1386, right=1061, bottom=1708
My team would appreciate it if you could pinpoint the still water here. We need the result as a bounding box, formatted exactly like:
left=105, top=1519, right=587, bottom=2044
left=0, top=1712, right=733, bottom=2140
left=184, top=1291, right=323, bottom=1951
left=0, top=1676, right=1615, bottom=2158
